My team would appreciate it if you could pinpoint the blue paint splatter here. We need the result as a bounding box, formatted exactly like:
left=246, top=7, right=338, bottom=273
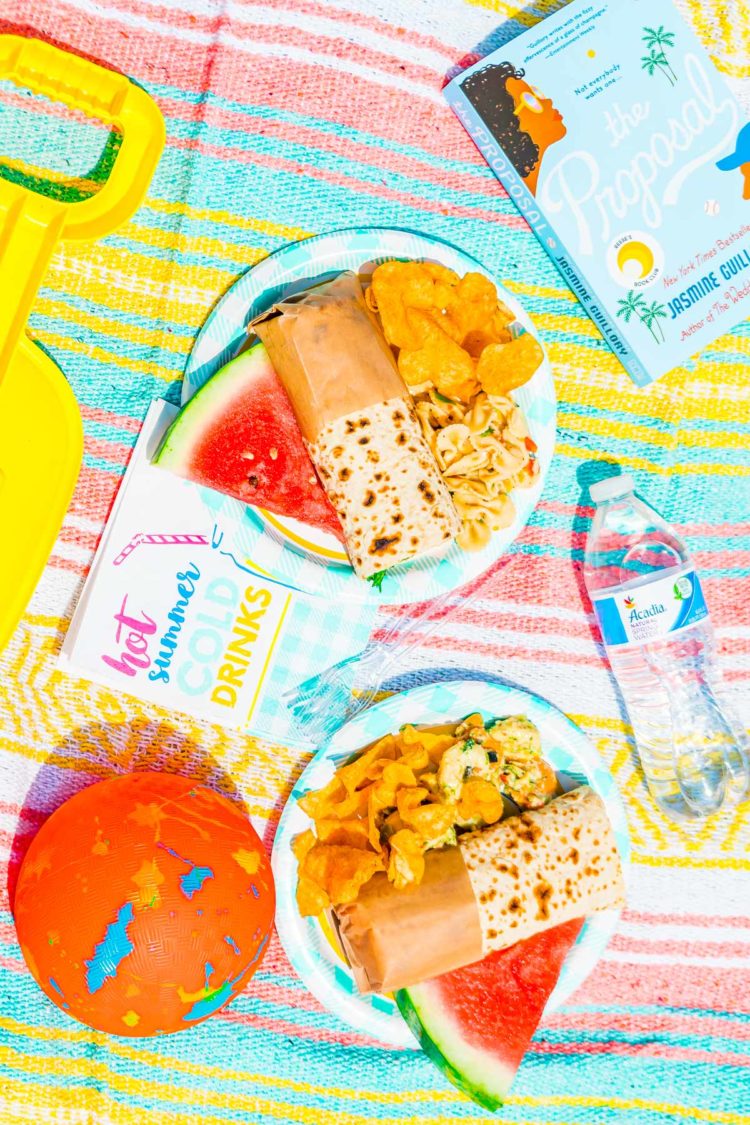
left=181, top=961, right=229, bottom=1023
left=246, top=931, right=269, bottom=969
left=158, top=843, right=214, bottom=900
left=84, top=902, right=135, bottom=994
left=196, top=910, right=204, bottom=917
left=182, top=980, right=234, bottom=1022
left=250, top=883, right=259, bottom=899
left=48, top=978, right=69, bottom=1009
left=181, top=935, right=270, bottom=1023
left=180, top=865, right=214, bottom=899
left=224, top=935, right=241, bottom=955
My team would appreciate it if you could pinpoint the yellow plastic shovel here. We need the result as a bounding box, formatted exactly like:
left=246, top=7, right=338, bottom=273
left=0, top=35, right=165, bottom=651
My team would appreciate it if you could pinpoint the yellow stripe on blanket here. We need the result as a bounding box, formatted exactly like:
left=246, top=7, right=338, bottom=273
left=0, top=1042, right=473, bottom=1124
left=32, top=330, right=182, bottom=384
left=0, top=1014, right=451, bottom=1105
left=147, top=196, right=312, bottom=242
left=556, top=442, right=750, bottom=477
left=33, top=297, right=195, bottom=356
left=509, top=1093, right=750, bottom=1124
left=557, top=411, right=750, bottom=453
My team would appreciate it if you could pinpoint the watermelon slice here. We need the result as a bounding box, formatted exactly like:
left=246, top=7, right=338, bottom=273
left=396, top=918, right=584, bottom=1111
left=155, top=343, right=344, bottom=540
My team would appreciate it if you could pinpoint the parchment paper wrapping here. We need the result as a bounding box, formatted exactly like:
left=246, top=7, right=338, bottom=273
left=335, top=786, right=625, bottom=993
left=252, top=273, right=460, bottom=578
left=334, top=840, right=484, bottom=996
left=251, top=272, right=405, bottom=443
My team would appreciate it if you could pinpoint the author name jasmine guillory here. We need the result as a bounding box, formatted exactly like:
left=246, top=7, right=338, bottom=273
left=667, top=248, right=750, bottom=318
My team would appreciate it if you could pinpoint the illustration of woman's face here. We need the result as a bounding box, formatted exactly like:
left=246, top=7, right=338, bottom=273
left=505, top=76, right=567, bottom=151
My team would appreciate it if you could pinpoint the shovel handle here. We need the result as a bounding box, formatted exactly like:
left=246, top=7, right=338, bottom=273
left=0, top=35, right=165, bottom=240
left=0, top=189, right=67, bottom=380
left=0, top=35, right=165, bottom=380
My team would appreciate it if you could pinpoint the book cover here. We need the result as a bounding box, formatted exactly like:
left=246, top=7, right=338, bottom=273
left=445, top=0, right=750, bottom=386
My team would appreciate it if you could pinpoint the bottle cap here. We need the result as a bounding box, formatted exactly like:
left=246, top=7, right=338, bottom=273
left=589, top=473, right=635, bottom=504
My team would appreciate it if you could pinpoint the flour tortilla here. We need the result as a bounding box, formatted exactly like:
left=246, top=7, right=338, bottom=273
left=335, top=786, right=625, bottom=993
left=460, top=786, right=625, bottom=955
left=252, top=272, right=460, bottom=578
left=308, top=398, right=460, bottom=578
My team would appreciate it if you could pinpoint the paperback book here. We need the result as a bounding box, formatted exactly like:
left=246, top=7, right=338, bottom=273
left=445, top=0, right=750, bottom=385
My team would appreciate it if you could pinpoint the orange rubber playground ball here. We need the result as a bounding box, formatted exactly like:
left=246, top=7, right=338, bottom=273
left=13, top=772, right=274, bottom=1036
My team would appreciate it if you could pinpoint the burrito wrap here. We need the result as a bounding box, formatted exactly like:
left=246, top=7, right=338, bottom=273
left=308, top=398, right=459, bottom=577
left=252, top=273, right=460, bottom=579
left=461, top=786, right=625, bottom=952
left=335, top=786, right=625, bottom=993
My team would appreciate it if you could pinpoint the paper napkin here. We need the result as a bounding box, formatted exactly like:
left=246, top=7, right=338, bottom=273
left=59, top=402, right=378, bottom=747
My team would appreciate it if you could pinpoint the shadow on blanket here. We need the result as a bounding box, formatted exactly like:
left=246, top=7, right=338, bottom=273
left=6, top=719, right=247, bottom=911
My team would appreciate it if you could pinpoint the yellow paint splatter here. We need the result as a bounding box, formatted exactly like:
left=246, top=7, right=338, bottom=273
left=131, top=859, right=165, bottom=909
left=128, top=803, right=166, bottom=830
left=125, top=982, right=140, bottom=998
left=176, top=982, right=211, bottom=1004
left=587, top=48, right=596, bottom=57
left=121, top=1010, right=140, bottom=1028
left=22, top=847, right=54, bottom=881
left=232, top=848, right=261, bottom=875
left=92, top=828, right=109, bottom=856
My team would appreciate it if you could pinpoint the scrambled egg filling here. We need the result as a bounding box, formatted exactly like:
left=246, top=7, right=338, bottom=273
left=435, top=714, right=556, bottom=822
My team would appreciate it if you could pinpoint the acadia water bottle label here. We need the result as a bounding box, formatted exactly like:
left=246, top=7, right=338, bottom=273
left=592, top=568, right=709, bottom=647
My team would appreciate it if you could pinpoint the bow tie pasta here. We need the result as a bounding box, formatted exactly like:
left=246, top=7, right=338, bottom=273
left=416, top=390, right=539, bottom=550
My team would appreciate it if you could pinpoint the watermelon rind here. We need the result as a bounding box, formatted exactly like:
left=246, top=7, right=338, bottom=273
left=396, top=984, right=511, bottom=1112
left=154, top=344, right=265, bottom=471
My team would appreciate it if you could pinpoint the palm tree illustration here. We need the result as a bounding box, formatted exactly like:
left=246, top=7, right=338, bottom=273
left=616, top=290, right=666, bottom=345
left=642, top=300, right=668, bottom=343
left=616, top=290, right=647, bottom=326
left=641, top=48, right=674, bottom=85
left=642, top=26, right=678, bottom=84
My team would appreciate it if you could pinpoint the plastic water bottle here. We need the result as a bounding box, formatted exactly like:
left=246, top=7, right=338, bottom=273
left=583, top=473, right=749, bottom=822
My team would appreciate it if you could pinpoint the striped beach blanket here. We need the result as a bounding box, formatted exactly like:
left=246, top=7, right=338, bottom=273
left=1, top=0, right=749, bottom=1122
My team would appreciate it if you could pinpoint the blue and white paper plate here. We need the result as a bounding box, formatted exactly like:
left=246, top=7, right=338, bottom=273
left=184, top=227, right=557, bottom=606
left=272, top=680, right=630, bottom=1048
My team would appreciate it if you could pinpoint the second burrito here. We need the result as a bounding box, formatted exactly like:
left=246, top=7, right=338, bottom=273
left=252, top=272, right=460, bottom=579
left=334, top=786, right=626, bottom=993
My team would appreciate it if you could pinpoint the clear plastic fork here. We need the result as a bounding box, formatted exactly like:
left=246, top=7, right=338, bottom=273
left=282, top=585, right=458, bottom=742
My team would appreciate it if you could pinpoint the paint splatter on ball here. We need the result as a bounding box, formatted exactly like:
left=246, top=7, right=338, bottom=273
left=13, top=772, right=275, bottom=1036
